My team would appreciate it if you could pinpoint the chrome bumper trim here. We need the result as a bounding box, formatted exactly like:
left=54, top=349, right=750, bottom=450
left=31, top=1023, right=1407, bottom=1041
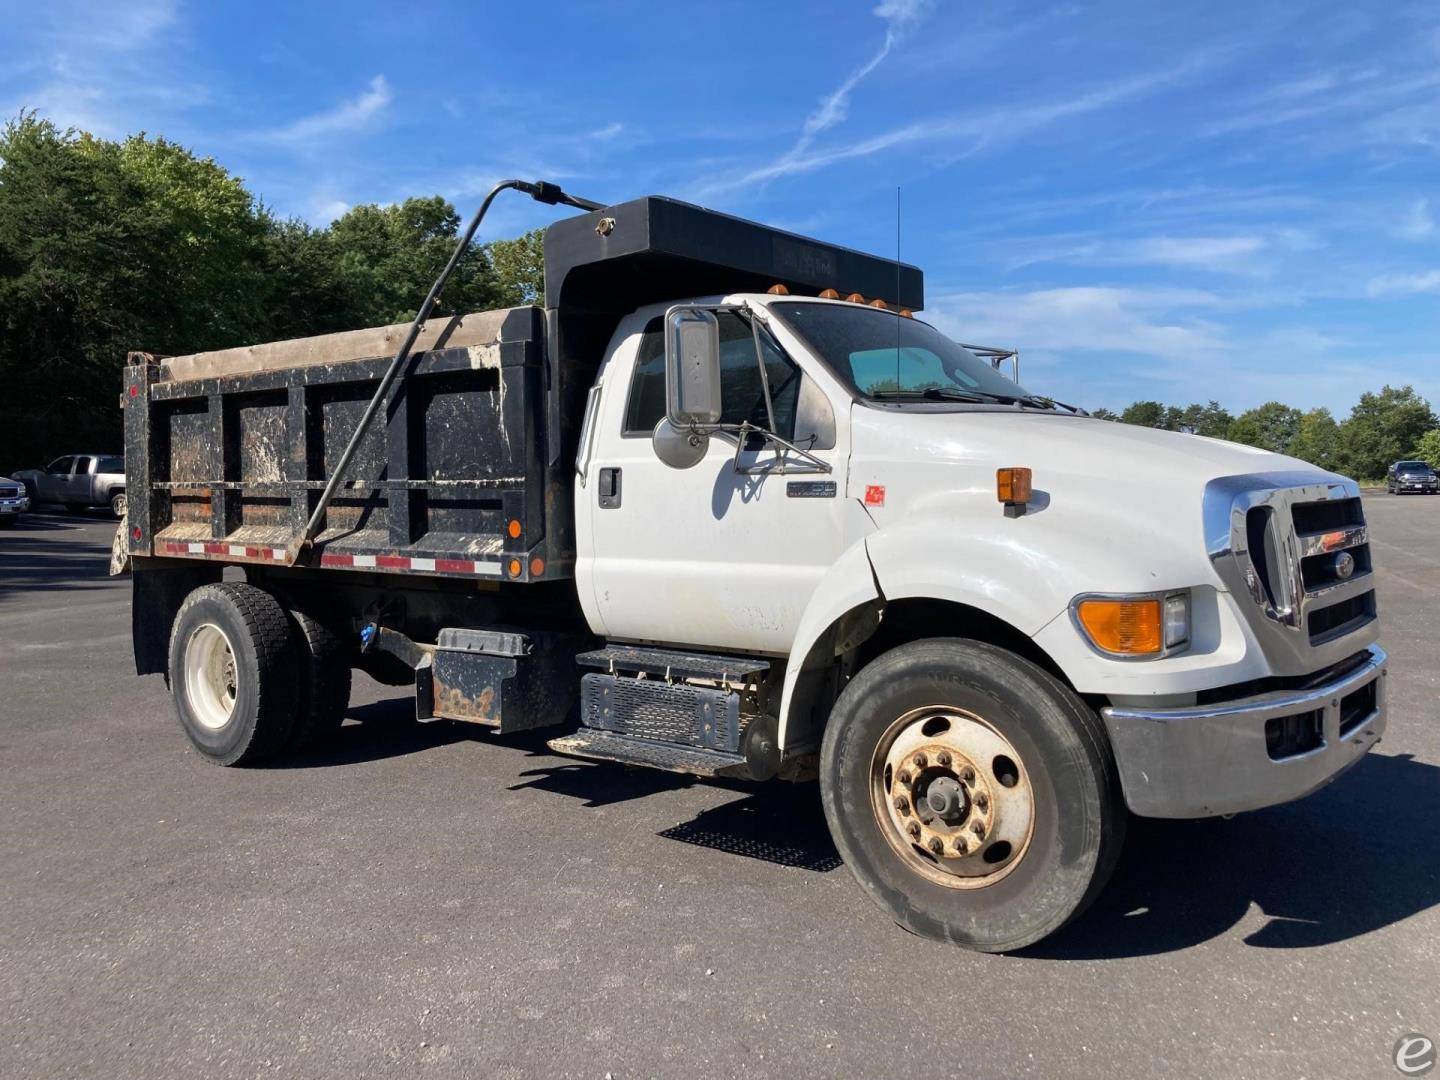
left=1101, top=646, right=1387, bottom=818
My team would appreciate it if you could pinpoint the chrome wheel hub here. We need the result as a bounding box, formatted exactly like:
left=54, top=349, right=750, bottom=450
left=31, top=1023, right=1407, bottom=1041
left=871, top=707, right=1035, bottom=888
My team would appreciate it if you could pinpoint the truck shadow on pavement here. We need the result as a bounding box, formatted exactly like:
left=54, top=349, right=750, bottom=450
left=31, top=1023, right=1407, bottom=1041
left=1029, top=751, right=1440, bottom=959
left=283, top=697, right=1439, bottom=954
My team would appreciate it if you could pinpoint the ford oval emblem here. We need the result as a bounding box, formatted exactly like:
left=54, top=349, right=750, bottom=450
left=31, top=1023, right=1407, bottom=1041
left=1333, top=551, right=1355, bottom=580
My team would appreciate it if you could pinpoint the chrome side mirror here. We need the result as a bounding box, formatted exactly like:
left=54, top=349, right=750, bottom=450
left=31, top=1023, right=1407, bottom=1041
left=664, top=307, right=723, bottom=426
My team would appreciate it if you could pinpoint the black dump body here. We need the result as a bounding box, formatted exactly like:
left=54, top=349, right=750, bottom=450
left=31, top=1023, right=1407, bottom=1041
left=123, top=195, right=922, bottom=586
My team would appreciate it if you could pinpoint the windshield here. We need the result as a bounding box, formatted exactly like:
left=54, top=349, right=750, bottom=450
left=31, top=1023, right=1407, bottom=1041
left=769, top=301, right=1032, bottom=402
left=1397, top=461, right=1431, bottom=472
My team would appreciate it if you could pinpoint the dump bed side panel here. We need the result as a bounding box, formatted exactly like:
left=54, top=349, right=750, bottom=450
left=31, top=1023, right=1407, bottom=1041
left=124, top=307, right=568, bottom=583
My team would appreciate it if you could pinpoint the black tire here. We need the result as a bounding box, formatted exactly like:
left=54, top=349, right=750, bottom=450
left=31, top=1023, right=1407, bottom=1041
left=820, top=638, right=1125, bottom=953
left=110, top=491, right=127, bottom=519
left=285, top=608, right=352, bottom=750
left=168, top=583, right=299, bottom=766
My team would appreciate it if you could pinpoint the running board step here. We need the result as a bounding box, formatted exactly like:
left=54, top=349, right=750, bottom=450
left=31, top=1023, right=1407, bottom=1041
left=547, top=730, right=749, bottom=778
left=577, top=645, right=769, bottom=682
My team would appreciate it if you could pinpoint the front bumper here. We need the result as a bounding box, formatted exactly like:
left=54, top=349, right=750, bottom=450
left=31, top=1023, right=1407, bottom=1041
left=1101, top=646, right=1387, bottom=818
left=0, top=496, right=29, bottom=513
left=1398, top=482, right=1437, bottom=492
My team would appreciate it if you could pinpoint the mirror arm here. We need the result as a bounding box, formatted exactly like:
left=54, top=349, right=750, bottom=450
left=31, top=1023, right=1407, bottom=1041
left=728, top=422, right=833, bottom=476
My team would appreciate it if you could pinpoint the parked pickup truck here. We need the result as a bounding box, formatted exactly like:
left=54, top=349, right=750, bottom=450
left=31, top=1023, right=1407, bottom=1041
left=14, top=453, right=127, bottom=517
left=118, top=182, right=1388, bottom=952
left=0, top=475, right=31, bottom=526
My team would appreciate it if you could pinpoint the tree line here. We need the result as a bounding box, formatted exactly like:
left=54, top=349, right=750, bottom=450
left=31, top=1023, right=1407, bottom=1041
left=1089, top=387, right=1438, bottom=482
left=0, top=114, right=543, bottom=469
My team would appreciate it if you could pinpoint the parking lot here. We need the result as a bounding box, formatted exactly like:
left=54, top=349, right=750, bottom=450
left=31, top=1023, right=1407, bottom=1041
left=1, top=496, right=1436, bottom=1080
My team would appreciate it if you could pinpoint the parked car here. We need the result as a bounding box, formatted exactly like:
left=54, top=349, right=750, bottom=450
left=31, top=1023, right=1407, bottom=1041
left=13, top=453, right=127, bottom=517
left=1385, top=460, right=1439, bottom=494
left=0, top=474, right=31, bottom=527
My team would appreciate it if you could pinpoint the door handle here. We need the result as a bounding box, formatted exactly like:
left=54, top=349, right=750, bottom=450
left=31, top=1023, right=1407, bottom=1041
left=598, top=467, right=622, bottom=509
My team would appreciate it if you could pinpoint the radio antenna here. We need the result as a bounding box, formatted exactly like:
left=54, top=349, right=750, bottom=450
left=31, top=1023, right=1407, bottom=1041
left=895, top=185, right=902, bottom=391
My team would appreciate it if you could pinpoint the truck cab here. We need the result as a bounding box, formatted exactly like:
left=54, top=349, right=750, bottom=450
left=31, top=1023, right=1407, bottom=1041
left=122, top=189, right=1387, bottom=953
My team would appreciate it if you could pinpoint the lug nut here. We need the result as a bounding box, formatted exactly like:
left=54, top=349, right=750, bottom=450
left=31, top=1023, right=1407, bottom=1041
left=894, top=795, right=910, bottom=814
left=975, top=793, right=989, bottom=811
left=913, top=753, right=927, bottom=768
left=971, top=820, right=986, bottom=838
left=953, top=837, right=968, bottom=855
left=907, top=821, right=922, bottom=839
left=936, top=751, right=952, bottom=767
left=927, top=837, right=944, bottom=855
left=961, top=766, right=976, bottom=785
left=897, top=769, right=911, bottom=785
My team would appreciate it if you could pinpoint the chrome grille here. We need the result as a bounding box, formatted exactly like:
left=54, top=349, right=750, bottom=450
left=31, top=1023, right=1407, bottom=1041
left=0, top=485, right=21, bottom=499
left=1205, top=472, right=1380, bottom=676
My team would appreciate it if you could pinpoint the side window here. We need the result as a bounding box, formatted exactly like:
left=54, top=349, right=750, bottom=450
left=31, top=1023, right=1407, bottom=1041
left=47, top=456, right=73, bottom=475
left=97, top=456, right=124, bottom=474
left=622, top=318, right=667, bottom=436
left=715, top=313, right=800, bottom=439
left=72, top=456, right=93, bottom=476
left=621, top=311, right=803, bottom=440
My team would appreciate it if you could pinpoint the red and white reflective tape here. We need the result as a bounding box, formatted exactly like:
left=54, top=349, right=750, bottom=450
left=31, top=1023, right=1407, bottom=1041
left=161, top=541, right=286, bottom=560
left=155, top=540, right=501, bottom=577
left=318, top=552, right=501, bottom=577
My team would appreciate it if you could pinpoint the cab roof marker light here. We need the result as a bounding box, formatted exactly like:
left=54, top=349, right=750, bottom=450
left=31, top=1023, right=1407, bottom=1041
left=819, top=288, right=841, bottom=299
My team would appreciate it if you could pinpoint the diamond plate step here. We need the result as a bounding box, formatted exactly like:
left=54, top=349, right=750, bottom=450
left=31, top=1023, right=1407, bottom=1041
left=547, top=729, right=749, bottom=778
left=576, top=645, right=769, bottom=681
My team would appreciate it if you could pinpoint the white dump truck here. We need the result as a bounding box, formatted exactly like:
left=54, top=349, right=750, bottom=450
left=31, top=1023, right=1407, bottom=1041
left=121, top=181, right=1387, bottom=951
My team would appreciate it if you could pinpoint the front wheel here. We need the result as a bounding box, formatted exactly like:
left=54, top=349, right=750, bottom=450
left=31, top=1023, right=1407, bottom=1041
left=820, top=638, right=1125, bottom=952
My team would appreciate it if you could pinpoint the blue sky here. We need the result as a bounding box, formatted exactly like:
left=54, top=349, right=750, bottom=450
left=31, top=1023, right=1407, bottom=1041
left=3, top=0, right=1438, bottom=415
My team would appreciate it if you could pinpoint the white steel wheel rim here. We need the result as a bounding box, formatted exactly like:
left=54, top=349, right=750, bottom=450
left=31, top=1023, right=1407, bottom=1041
left=185, top=623, right=238, bottom=730
left=870, top=705, right=1036, bottom=890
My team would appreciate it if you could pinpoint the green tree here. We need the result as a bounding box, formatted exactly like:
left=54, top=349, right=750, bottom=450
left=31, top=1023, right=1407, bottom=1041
left=326, top=196, right=502, bottom=326
left=1336, top=385, right=1436, bottom=480
left=1119, top=400, right=1168, bottom=428
left=1227, top=401, right=1302, bottom=454
left=1288, top=408, right=1341, bottom=471
left=1089, top=406, right=1118, bottom=421
left=0, top=114, right=270, bottom=467
left=486, top=228, right=545, bottom=306
left=1174, top=400, right=1232, bottom=438
left=1416, top=428, right=1440, bottom=470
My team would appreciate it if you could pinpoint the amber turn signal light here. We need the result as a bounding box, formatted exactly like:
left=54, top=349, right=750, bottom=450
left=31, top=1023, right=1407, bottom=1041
left=996, top=467, right=1032, bottom=505
left=1074, top=598, right=1163, bottom=657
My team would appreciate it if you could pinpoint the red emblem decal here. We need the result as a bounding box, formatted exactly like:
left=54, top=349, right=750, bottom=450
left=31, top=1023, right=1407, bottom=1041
left=864, top=484, right=886, bottom=507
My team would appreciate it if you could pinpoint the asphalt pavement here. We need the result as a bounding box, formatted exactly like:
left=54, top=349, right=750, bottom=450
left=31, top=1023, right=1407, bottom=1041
left=1, top=499, right=1437, bottom=1079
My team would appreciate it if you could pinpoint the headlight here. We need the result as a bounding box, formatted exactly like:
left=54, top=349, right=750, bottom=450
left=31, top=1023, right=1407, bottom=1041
left=1070, top=590, right=1190, bottom=659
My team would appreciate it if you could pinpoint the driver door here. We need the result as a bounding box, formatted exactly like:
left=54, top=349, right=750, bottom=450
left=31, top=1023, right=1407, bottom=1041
left=581, top=310, right=851, bottom=656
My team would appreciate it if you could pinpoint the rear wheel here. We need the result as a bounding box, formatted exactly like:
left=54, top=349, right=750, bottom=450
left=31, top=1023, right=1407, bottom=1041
left=110, top=491, right=127, bottom=518
left=168, top=583, right=298, bottom=766
left=285, top=608, right=352, bottom=750
left=820, top=638, right=1125, bottom=952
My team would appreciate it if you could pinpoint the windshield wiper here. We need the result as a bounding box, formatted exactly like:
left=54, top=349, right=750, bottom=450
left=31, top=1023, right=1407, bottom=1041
left=869, top=387, right=986, bottom=403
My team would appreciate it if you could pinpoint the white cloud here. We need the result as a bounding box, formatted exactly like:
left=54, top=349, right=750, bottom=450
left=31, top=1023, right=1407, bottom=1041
left=1398, top=198, right=1436, bottom=239
left=259, top=75, right=392, bottom=144
left=1366, top=270, right=1440, bottom=297
left=706, top=65, right=1192, bottom=195
left=925, top=286, right=1230, bottom=360
left=743, top=0, right=934, bottom=186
